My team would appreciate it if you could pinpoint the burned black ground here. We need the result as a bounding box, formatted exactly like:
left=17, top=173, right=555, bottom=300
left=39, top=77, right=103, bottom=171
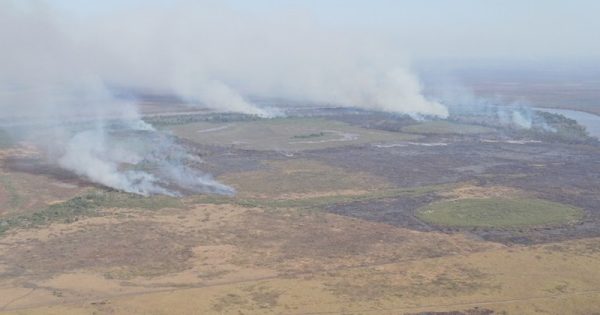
left=166, top=110, right=600, bottom=245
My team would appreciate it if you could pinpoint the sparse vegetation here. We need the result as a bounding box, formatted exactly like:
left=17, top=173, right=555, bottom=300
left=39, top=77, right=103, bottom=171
left=243, top=284, right=282, bottom=309
left=0, top=175, right=23, bottom=209
left=212, top=293, right=248, bottom=312
left=325, top=264, right=494, bottom=301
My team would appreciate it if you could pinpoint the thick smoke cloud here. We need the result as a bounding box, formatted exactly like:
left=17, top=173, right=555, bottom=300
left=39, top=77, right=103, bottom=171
left=0, top=0, right=445, bottom=195
left=82, top=1, right=447, bottom=118
left=426, top=82, right=539, bottom=129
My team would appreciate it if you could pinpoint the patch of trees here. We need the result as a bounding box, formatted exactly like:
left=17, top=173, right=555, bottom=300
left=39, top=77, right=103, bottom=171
left=144, top=113, right=262, bottom=126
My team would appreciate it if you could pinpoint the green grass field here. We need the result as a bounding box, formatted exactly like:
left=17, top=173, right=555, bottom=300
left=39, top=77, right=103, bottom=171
left=416, top=197, right=583, bottom=228
left=190, top=184, right=450, bottom=213
left=402, top=121, right=494, bottom=135
left=170, top=117, right=421, bottom=151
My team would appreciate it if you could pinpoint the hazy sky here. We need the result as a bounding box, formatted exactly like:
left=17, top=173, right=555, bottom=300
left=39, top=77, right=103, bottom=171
left=50, top=0, right=600, bottom=62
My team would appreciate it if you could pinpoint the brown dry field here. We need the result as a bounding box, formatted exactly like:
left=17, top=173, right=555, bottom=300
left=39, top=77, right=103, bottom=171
left=1, top=117, right=600, bottom=315
left=0, top=147, right=87, bottom=216
left=2, top=201, right=600, bottom=315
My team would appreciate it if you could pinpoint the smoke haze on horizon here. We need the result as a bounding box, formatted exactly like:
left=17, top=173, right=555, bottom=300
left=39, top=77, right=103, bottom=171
left=1, top=0, right=598, bottom=195
left=0, top=0, right=449, bottom=119
left=0, top=0, right=448, bottom=195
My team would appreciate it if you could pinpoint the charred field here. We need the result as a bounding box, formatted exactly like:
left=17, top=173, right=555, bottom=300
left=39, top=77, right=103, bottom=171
left=0, top=107, right=599, bottom=314
left=167, top=108, right=600, bottom=244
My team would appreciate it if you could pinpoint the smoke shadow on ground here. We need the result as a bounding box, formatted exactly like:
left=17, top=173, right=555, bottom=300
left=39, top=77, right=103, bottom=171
left=2, top=157, right=100, bottom=189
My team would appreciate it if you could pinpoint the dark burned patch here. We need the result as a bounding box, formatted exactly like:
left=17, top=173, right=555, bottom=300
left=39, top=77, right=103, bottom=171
left=305, top=138, right=598, bottom=190
left=177, top=139, right=283, bottom=177
left=325, top=191, right=595, bottom=245
left=302, top=143, right=480, bottom=187
left=485, top=160, right=600, bottom=210
left=477, top=154, right=600, bottom=244
left=301, top=138, right=600, bottom=245
left=324, top=194, right=440, bottom=232
left=3, top=221, right=195, bottom=277
left=329, top=111, right=416, bottom=132
left=2, top=157, right=97, bottom=188
left=325, top=196, right=587, bottom=247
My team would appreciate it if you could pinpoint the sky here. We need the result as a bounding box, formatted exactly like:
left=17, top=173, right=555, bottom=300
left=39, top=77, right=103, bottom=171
left=48, top=0, right=600, bottom=62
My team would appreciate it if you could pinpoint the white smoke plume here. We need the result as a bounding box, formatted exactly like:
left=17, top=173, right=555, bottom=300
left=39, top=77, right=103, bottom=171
left=0, top=0, right=445, bottom=195
left=0, top=1, right=236, bottom=195
left=82, top=1, right=447, bottom=118
left=422, top=80, right=539, bottom=129
left=57, top=121, right=235, bottom=196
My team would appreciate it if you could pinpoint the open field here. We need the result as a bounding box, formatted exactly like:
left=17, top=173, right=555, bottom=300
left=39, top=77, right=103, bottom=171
left=218, top=159, right=392, bottom=198
left=3, top=230, right=600, bottom=314
left=169, top=117, right=421, bottom=151
left=0, top=148, right=87, bottom=217
left=416, top=197, right=584, bottom=228
left=1, top=109, right=599, bottom=314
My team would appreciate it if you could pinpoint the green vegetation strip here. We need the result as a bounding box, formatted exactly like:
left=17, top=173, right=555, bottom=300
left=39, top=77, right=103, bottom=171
left=292, top=132, right=326, bottom=139
left=191, top=184, right=448, bottom=210
left=145, top=113, right=261, bottom=127
left=416, top=197, right=583, bottom=228
left=0, top=183, right=449, bottom=235
left=402, top=121, right=494, bottom=135
left=0, top=191, right=184, bottom=234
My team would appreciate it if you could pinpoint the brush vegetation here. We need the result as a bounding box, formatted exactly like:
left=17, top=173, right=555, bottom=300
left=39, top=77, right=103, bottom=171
left=145, top=112, right=261, bottom=127
left=0, top=190, right=184, bottom=234
left=416, top=197, right=583, bottom=228
left=0, top=180, right=442, bottom=235
left=402, top=121, right=494, bottom=135
left=527, top=111, right=595, bottom=144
